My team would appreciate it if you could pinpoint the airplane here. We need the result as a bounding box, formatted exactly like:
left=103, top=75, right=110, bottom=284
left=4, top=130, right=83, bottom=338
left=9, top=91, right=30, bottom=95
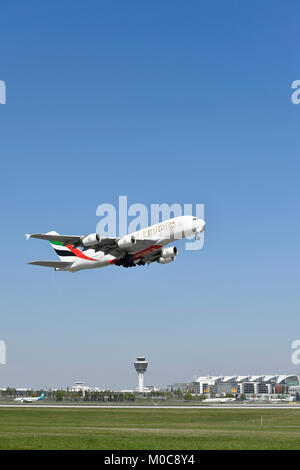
left=204, top=397, right=236, bottom=404
left=26, top=215, right=205, bottom=272
left=268, top=397, right=292, bottom=403
left=14, top=392, right=45, bottom=403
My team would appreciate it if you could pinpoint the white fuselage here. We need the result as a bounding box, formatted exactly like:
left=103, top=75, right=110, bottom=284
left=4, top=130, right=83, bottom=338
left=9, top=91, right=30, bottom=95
left=63, top=215, right=205, bottom=272
left=14, top=396, right=43, bottom=403
left=204, top=398, right=236, bottom=403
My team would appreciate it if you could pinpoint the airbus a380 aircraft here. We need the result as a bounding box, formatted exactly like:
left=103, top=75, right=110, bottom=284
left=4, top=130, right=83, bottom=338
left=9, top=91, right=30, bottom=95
left=26, top=215, right=205, bottom=272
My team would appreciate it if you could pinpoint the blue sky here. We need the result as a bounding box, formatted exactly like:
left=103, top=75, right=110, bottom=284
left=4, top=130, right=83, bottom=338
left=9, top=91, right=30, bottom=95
left=0, top=1, right=299, bottom=389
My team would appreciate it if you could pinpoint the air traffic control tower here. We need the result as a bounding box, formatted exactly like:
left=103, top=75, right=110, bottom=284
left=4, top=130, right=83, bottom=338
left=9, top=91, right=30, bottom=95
left=134, top=356, right=148, bottom=392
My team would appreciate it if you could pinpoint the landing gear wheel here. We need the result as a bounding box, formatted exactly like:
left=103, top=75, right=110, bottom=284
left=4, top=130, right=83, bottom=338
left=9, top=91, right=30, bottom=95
left=116, top=253, right=136, bottom=268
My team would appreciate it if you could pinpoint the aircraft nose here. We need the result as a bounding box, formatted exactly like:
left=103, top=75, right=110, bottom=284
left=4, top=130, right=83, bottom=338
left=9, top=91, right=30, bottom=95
left=193, top=218, right=205, bottom=233
left=197, top=218, right=206, bottom=232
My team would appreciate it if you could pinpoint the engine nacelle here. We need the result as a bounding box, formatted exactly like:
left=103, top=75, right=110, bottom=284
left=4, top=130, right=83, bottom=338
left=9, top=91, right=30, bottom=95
left=81, top=233, right=101, bottom=247
left=117, top=234, right=136, bottom=249
left=161, top=246, right=178, bottom=259
left=158, top=256, right=175, bottom=264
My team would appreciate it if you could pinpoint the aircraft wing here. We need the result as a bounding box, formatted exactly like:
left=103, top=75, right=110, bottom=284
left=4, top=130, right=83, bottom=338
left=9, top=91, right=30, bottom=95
left=28, top=261, right=73, bottom=268
left=97, top=238, right=161, bottom=259
left=133, top=239, right=162, bottom=262
left=26, top=231, right=162, bottom=260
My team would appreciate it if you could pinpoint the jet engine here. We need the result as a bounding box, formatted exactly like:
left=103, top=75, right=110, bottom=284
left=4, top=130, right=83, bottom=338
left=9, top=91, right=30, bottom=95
left=158, top=256, right=175, bottom=264
left=160, top=246, right=178, bottom=259
left=81, top=233, right=101, bottom=247
left=117, top=234, right=136, bottom=249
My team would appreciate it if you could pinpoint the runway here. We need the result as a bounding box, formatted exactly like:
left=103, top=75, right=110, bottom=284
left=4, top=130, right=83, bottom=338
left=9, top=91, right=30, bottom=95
left=1, top=404, right=300, bottom=409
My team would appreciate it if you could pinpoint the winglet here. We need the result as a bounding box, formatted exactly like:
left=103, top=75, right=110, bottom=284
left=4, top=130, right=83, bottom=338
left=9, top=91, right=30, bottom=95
left=25, top=233, right=31, bottom=240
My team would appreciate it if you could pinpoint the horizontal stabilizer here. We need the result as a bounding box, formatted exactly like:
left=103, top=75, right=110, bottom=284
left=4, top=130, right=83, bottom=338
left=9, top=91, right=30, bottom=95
left=28, top=261, right=73, bottom=268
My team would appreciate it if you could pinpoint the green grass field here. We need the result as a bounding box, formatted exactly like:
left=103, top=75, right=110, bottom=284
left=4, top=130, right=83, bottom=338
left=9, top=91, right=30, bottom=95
left=1, top=408, right=300, bottom=449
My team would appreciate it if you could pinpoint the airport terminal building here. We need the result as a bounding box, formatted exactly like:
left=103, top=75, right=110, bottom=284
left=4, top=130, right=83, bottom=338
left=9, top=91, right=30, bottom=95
left=169, top=375, right=300, bottom=397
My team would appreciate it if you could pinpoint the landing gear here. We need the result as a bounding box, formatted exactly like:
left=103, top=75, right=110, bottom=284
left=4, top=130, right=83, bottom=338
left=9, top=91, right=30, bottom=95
left=115, top=253, right=136, bottom=268
left=115, top=254, right=146, bottom=268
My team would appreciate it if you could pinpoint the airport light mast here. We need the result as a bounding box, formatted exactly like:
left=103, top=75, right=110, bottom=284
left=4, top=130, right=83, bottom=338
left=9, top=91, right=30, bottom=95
left=134, top=356, right=148, bottom=392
